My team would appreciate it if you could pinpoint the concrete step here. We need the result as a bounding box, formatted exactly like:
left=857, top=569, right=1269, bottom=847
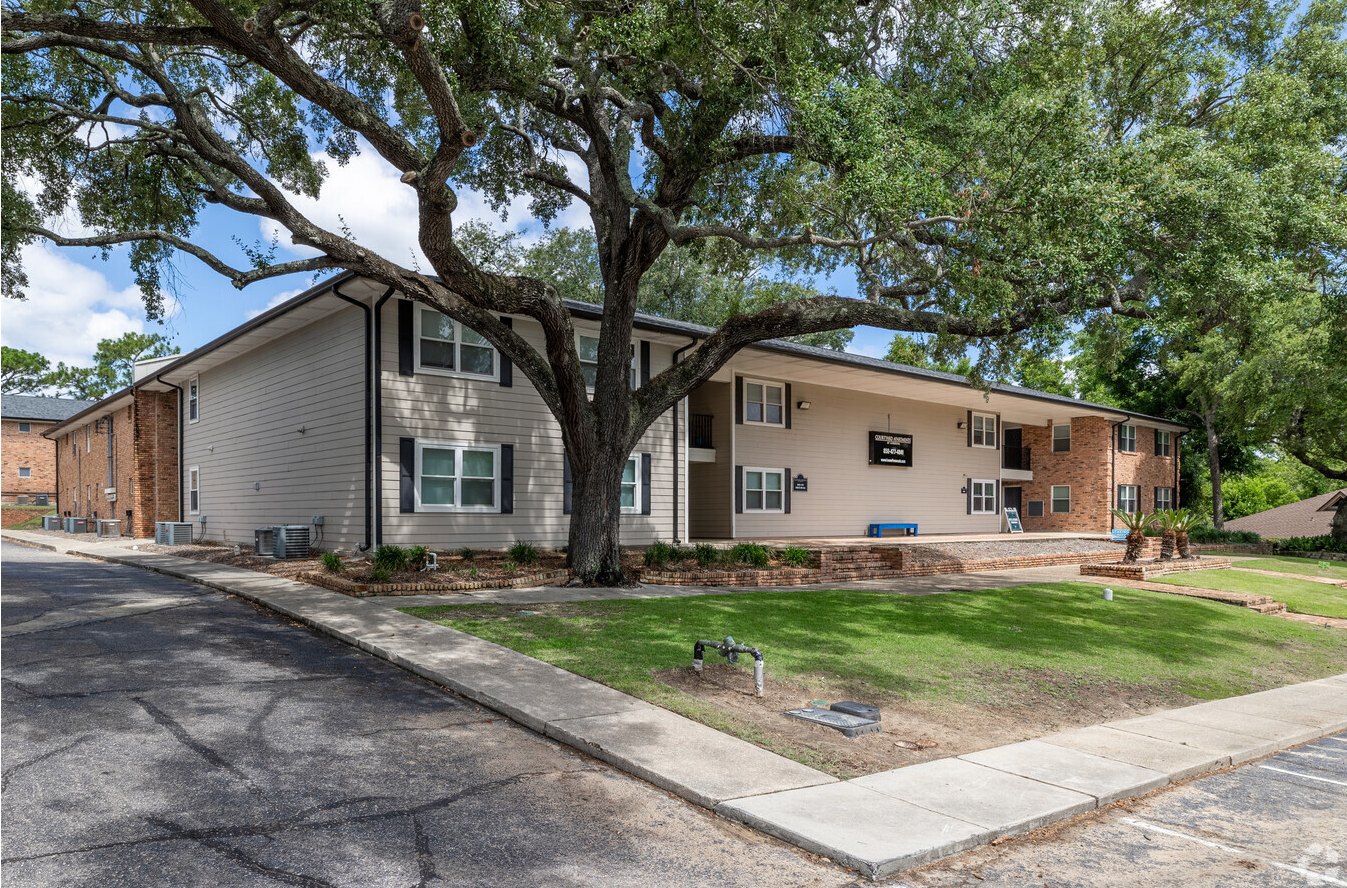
left=1250, top=601, right=1288, bottom=615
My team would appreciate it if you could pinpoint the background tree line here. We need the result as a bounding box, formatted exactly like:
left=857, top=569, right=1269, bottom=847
left=2, top=332, right=178, bottom=400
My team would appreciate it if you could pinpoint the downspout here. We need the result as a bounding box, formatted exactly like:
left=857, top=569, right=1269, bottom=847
left=371, top=288, right=395, bottom=545
left=1108, top=413, right=1133, bottom=530
left=670, top=337, right=699, bottom=545
left=156, top=374, right=185, bottom=521
left=333, top=284, right=373, bottom=552
left=105, top=414, right=114, bottom=490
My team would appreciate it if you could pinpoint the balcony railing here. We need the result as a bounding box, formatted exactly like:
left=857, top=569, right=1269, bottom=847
left=689, top=413, right=714, bottom=449
left=1002, top=446, right=1032, bottom=471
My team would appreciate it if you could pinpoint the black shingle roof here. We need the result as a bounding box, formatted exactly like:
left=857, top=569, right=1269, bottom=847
left=1, top=394, right=100, bottom=422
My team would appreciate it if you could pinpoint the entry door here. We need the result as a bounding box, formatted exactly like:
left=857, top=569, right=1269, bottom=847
left=1003, top=486, right=1022, bottom=513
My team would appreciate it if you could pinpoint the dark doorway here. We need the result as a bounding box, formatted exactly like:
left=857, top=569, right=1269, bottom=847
left=1003, top=486, right=1022, bottom=513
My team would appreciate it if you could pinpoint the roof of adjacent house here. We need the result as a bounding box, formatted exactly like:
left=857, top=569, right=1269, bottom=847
left=1225, top=489, right=1347, bottom=540
left=1, top=393, right=99, bottom=422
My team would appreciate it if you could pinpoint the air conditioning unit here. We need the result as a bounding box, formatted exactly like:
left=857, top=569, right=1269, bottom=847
left=254, top=526, right=275, bottom=556
left=272, top=525, right=310, bottom=560
left=97, top=519, right=121, bottom=539
left=64, top=517, right=89, bottom=533
left=42, top=516, right=61, bottom=531
left=34, top=495, right=49, bottom=506
left=155, top=521, right=194, bottom=545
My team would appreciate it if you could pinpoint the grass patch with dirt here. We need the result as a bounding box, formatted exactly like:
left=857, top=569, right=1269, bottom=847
left=1, top=505, right=55, bottom=530
left=1156, top=568, right=1347, bottom=620
left=403, top=582, right=1347, bottom=777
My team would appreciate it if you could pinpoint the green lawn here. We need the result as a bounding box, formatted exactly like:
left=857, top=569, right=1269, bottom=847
left=1155, top=569, right=1347, bottom=620
left=404, top=582, right=1347, bottom=770
left=1209, top=553, right=1347, bottom=583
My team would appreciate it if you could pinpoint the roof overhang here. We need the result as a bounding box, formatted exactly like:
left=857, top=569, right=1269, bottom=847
left=42, top=389, right=135, bottom=439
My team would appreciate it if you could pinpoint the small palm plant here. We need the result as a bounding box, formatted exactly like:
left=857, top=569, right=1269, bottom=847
left=1111, top=509, right=1155, bottom=563
left=1150, top=510, right=1178, bottom=560
left=1171, top=508, right=1202, bottom=559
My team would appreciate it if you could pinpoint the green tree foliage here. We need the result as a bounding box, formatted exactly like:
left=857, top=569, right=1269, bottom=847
left=1, top=346, right=51, bottom=393
left=12, top=333, right=179, bottom=399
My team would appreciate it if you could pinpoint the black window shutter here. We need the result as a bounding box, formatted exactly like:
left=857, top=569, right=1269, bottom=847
left=995, top=414, right=1001, bottom=450
left=500, top=444, right=514, bottom=513
left=1117, top=486, right=1123, bottom=508
left=994, top=482, right=1000, bottom=515
left=640, top=340, right=651, bottom=386
left=1153, top=486, right=1159, bottom=509
left=499, top=317, right=513, bottom=387
left=1117, top=425, right=1123, bottom=451
left=784, top=467, right=791, bottom=513
left=563, top=453, right=573, bottom=515
left=735, top=376, right=744, bottom=424
left=398, top=300, right=414, bottom=377
left=399, top=437, right=415, bottom=512
left=966, top=410, right=973, bottom=447
left=640, top=453, right=652, bottom=515
left=966, top=477, right=973, bottom=514
left=735, top=465, right=743, bottom=513
left=785, top=384, right=792, bottom=429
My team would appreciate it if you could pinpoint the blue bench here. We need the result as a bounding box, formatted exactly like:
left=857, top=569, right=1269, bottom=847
left=868, top=523, right=918, bottom=538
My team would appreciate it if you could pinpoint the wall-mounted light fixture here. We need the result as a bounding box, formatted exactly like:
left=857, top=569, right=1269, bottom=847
left=253, top=481, right=261, bottom=491
left=957, top=421, right=967, bottom=429
left=797, top=400, right=812, bottom=410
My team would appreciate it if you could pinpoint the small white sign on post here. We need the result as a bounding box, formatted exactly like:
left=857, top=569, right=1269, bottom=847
left=1005, top=507, right=1023, bottom=534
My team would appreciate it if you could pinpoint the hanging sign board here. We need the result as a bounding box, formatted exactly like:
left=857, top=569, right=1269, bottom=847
left=1005, top=507, right=1023, bottom=534
left=868, top=431, right=914, bottom=467
left=793, top=474, right=808, bottom=492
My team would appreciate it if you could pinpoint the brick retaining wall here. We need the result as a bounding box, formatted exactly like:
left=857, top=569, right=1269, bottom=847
left=1080, top=557, right=1233, bottom=580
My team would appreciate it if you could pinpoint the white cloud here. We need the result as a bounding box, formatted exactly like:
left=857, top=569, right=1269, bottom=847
left=1, top=243, right=152, bottom=366
left=245, top=288, right=305, bottom=320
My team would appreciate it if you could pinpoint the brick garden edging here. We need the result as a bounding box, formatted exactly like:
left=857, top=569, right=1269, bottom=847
left=1079, top=557, right=1233, bottom=581
left=298, top=568, right=570, bottom=597
left=639, top=567, right=819, bottom=586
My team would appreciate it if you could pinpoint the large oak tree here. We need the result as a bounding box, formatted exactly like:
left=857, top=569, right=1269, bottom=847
left=4, top=0, right=1344, bottom=581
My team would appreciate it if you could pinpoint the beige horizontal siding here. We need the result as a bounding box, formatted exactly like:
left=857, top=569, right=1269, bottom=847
left=687, top=382, right=732, bottom=539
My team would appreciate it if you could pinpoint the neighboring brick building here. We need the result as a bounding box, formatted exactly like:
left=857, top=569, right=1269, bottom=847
left=1, top=394, right=97, bottom=504
left=45, top=386, right=180, bottom=537
left=1015, top=416, right=1182, bottom=533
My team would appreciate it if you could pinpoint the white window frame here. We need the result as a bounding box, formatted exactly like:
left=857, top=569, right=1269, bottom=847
left=17, top=422, right=30, bottom=433
left=18, top=466, right=31, bottom=478
left=1117, top=484, right=1140, bottom=514
left=1155, top=487, right=1174, bottom=511
left=414, top=308, right=499, bottom=380
left=188, top=376, right=199, bottom=424
left=621, top=455, right=641, bottom=514
left=188, top=466, right=200, bottom=514
left=1052, top=424, right=1071, bottom=453
left=1118, top=424, right=1137, bottom=453
left=971, top=413, right=997, bottom=448
left=1157, top=430, right=1172, bottom=457
left=414, top=441, right=501, bottom=513
left=1051, top=485, right=1070, bottom=513
left=971, top=479, right=997, bottom=514
left=86, top=425, right=90, bottom=452
left=743, top=378, right=786, bottom=426
left=743, top=467, right=786, bottom=512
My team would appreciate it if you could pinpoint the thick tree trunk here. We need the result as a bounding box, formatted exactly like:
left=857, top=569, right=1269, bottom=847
left=1204, top=402, right=1225, bottom=530
left=1176, top=531, right=1193, bottom=559
left=565, top=449, right=631, bottom=586
left=1333, top=499, right=1347, bottom=546
left=1124, top=530, right=1144, bottom=563
left=1160, top=530, right=1176, bottom=560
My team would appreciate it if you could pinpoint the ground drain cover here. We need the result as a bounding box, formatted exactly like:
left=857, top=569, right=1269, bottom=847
left=783, top=706, right=882, bottom=738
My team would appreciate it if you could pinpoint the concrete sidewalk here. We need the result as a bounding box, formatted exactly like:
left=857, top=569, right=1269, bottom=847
left=6, top=528, right=1345, bottom=882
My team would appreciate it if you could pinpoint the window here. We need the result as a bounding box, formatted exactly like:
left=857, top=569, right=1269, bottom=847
left=971, top=479, right=997, bottom=514
left=1156, top=430, right=1172, bottom=457
left=743, top=468, right=784, bottom=512
left=621, top=456, right=640, bottom=513
left=188, top=376, right=199, bottom=423
left=416, top=442, right=499, bottom=512
left=576, top=335, right=638, bottom=389
left=18, top=467, right=31, bottom=478
left=744, top=380, right=784, bottom=425
left=971, top=413, right=996, bottom=448
left=188, top=467, right=200, bottom=514
left=86, top=426, right=90, bottom=452
left=1117, top=484, right=1139, bottom=514
left=1052, top=424, right=1071, bottom=453
left=1051, top=485, right=1070, bottom=513
left=1118, top=424, right=1136, bottom=452
left=17, top=422, right=30, bottom=433
left=417, top=309, right=497, bottom=377
left=1155, top=487, right=1174, bottom=511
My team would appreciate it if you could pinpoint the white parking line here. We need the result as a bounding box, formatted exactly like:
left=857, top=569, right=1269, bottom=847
left=1120, top=818, right=1347, bottom=886
left=1322, top=736, right=1347, bottom=746
left=1257, top=765, right=1347, bottom=787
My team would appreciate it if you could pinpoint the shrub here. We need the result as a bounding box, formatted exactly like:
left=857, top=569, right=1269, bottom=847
left=458, top=546, right=475, bottom=561
left=1279, top=535, right=1347, bottom=554
left=693, top=543, right=721, bottom=568
left=407, top=545, right=429, bottom=571
left=373, top=545, right=409, bottom=572
left=508, top=540, right=540, bottom=566
left=502, top=559, right=518, bottom=572
left=644, top=541, right=683, bottom=568
left=729, top=542, right=771, bottom=568
left=1187, top=526, right=1262, bottom=545
left=370, top=567, right=391, bottom=582
left=469, top=566, right=479, bottom=578
left=779, top=546, right=812, bottom=568
left=320, top=552, right=343, bottom=573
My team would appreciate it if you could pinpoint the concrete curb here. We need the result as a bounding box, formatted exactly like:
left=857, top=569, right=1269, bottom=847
left=7, top=528, right=1346, bottom=882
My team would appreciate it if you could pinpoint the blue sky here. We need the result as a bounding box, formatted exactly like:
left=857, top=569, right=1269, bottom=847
left=2, top=143, right=894, bottom=367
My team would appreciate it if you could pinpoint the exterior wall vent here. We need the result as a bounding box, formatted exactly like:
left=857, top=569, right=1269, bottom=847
left=272, top=525, right=310, bottom=560
left=155, top=521, right=194, bottom=545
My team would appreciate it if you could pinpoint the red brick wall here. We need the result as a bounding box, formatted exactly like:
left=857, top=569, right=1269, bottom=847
left=132, top=390, right=180, bottom=537
left=1114, top=424, right=1181, bottom=515
left=2, top=419, right=58, bottom=503
left=54, top=404, right=135, bottom=528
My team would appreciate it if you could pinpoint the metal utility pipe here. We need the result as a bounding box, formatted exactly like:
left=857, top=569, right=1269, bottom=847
left=693, top=636, right=764, bottom=696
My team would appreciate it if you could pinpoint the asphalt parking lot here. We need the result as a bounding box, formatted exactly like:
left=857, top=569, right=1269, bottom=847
left=1, top=541, right=850, bottom=887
